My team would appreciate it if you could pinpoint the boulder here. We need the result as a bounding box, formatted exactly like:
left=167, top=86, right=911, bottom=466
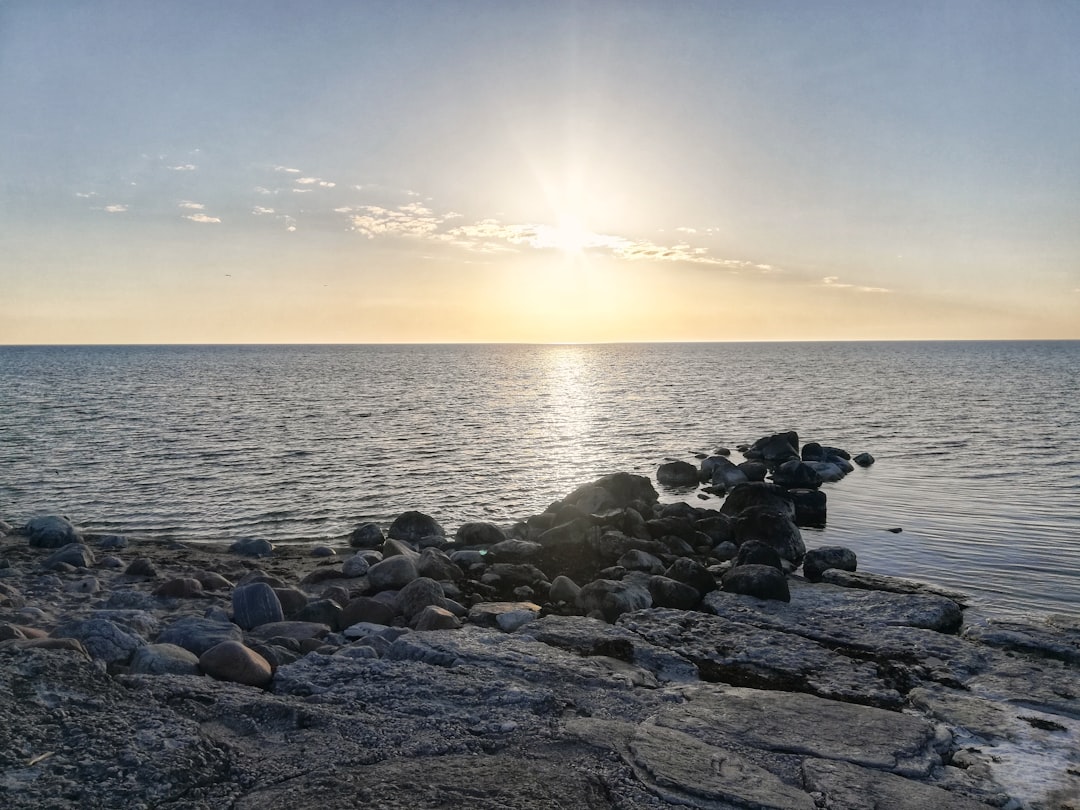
left=367, top=555, right=419, bottom=592
left=341, top=553, right=371, bottom=578
left=416, top=547, right=463, bottom=581
left=349, top=522, right=385, bottom=548
left=412, top=605, right=462, bottom=631
left=656, top=460, right=699, bottom=487
left=738, top=460, right=769, bottom=482
left=801, top=442, right=825, bottom=461
left=647, top=576, right=701, bottom=610
left=576, top=579, right=652, bottom=623
left=23, top=515, right=80, bottom=549
left=396, top=577, right=446, bottom=622
left=486, top=539, right=542, bottom=562
left=750, top=432, right=800, bottom=464
left=155, top=616, right=242, bottom=656
left=152, top=577, right=204, bottom=598
left=229, top=538, right=274, bottom=558
left=340, top=596, right=396, bottom=628
left=199, top=640, right=273, bottom=687
left=124, top=557, right=157, bottom=577
left=771, top=459, right=823, bottom=489
left=548, top=575, right=581, bottom=604
left=853, top=452, right=875, bottom=467
left=388, top=511, right=445, bottom=544
left=708, top=456, right=750, bottom=490
left=42, top=543, right=95, bottom=570
left=732, top=506, right=805, bottom=564
left=617, top=549, right=665, bottom=574
left=565, top=472, right=658, bottom=510
left=231, top=582, right=285, bottom=631
left=722, top=564, right=791, bottom=602
left=789, top=488, right=827, bottom=527
left=806, top=461, right=845, bottom=482
left=454, top=521, right=506, bottom=546
left=719, top=482, right=795, bottom=518
left=52, top=617, right=143, bottom=664
left=293, top=598, right=343, bottom=629
left=734, top=540, right=784, bottom=571
left=803, top=546, right=858, bottom=582
left=468, top=601, right=542, bottom=632
left=130, top=643, right=201, bottom=676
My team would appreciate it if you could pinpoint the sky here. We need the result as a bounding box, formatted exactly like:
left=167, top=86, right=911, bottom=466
left=2, top=0, right=1079, bottom=344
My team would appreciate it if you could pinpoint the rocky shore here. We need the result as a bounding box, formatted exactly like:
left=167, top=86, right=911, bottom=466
left=1, top=432, right=1078, bottom=809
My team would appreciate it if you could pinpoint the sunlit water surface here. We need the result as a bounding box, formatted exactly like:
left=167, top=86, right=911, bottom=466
left=2, top=342, right=1078, bottom=622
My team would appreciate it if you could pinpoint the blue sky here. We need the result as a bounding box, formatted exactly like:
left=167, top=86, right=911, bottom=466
left=2, top=0, right=1078, bottom=342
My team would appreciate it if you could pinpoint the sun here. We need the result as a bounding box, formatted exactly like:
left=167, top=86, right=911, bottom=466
left=548, top=214, right=594, bottom=256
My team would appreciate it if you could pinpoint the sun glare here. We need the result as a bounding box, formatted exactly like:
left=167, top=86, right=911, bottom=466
left=550, top=215, right=593, bottom=255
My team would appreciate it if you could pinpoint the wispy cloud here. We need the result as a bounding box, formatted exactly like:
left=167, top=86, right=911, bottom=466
left=350, top=204, right=444, bottom=239
left=252, top=206, right=275, bottom=215
left=274, top=165, right=301, bottom=174
left=178, top=201, right=205, bottom=210
left=254, top=186, right=275, bottom=195
left=296, top=176, right=336, bottom=188
left=167, top=164, right=196, bottom=171
left=103, top=204, right=128, bottom=213
left=822, top=276, right=891, bottom=293
left=75, top=191, right=97, bottom=199
left=184, top=213, right=221, bottom=224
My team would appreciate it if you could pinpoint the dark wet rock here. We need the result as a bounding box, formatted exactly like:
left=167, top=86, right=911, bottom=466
left=772, top=459, right=823, bottom=489
left=806, top=460, right=846, bottom=482
left=389, top=510, right=445, bottom=544
left=961, top=617, right=1080, bottom=665
left=310, top=545, right=336, bottom=558
left=565, top=472, right=658, bottom=510
left=722, top=564, right=791, bottom=602
left=454, top=521, right=506, bottom=546
left=738, top=460, right=769, bottom=481
left=720, top=482, right=795, bottom=518
left=153, top=577, right=204, bottom=598
left=854, top=452, right=876, bottom=467
left=273, top=586, right=309, bottom=618
left=647, top=575, right=701, bottom=610
left=416, top=546, right=463, bottom=581
left=231, top=582, right=285, bottom=631
left=22, top=515, right=81, bottom=548
left=711, top=541, right=738, bottom=561
left=734, top=539, right=784, bottom=570
left=42, top=542, right=95, bottom=570
left=249, top=621, right=331, bottom=642
left=801, top=441, right=825, bottom=461
left=576, top=578, right=652, bottom=623
left=617, top=548, right=665, bottom=574
left=124, top=557, right=157, bottom=577
left=803, top=545, right=858, bottom=582
left=547, top=574, right=581, bottom=603
left=293, top=598, right=343, bottom=629
left=340, top=595, right=396, bottom=628
left=486, top=538, right=542, bottom=562
left=708, top=456, right=750, bottom=490
left=341, top=552, right=370, bottom=577
left=199, top=640, right=273, bottom=687
left=367, top=554, right=419, bottom=592
left=349, top=521, right=385, bottom=548
left=381, top=537, right=421, bottom=561
left=229, top=537, right=274, bottom=557
left=750, top=431, right=801, bottom=464
left=820, top=569, right=970, bottom=606
left=129, top=642, right=201, bottom=675
left=732, top=505, right=806, bottom=564
left=693, top=513, right=734, bottom=546
left=663, top=557, right=717, bottom=595
left=396, top=577, right=446, bottom=623
left=52, top=617, right=144, bottom=664
left=412, top=605, right=462, bottom=631
left=789, top=487, right=827, bottom=527
left=656, top=460, right=699, bottom=487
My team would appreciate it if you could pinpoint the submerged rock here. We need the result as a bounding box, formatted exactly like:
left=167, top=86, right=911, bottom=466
left=656, top=460, right=699, bottom=487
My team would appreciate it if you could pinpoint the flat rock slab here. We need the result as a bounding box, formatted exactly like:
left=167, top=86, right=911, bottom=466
left=629, top=721, right=815, bottom=810
left=801, top=758, right=995, bottom=810
left=659, top=685, right=945, bottom=778
left=618, top=608, right=904, bottom=708
left=820, top=568, right=971, bottom=605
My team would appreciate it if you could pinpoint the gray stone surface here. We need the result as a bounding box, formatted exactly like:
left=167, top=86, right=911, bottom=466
left=51, top=617, right=144, bottom=664
left=232, top=581, right=285, bottom=630
left=801, top=758, right=993, bottom=810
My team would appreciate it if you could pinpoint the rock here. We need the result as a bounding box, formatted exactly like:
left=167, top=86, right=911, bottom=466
left=750, top=431, right=801, bottom=464
left=820, top=569, right=970, bottom=606
left=801, top=758, right=989, bottom=809
left=42, top=542, right=95, bottom=569
left=789, top=487, right=827, bottom=527
left=547, top=575, right=581, bottom=603
left=734, top=540, right=784, bottom=570
left=229, top=537, right=274, bottom=558
left=152, top=577, right=203, bottom=598
left=293, top=598, right=343, bottom=629
left=720, top=482, right=795, bottom=518
left=396, top=577, right=446, bottom=623
left=803, top=546, right=858, bottom=582
left=124, top=557, right=157, bottom=577
left=248, top=621, right=331, bottom=642
left=801, top=442, right=825, bottom=461
left=51, top=617, right=143, bottom=664
left=732, top=505, right=806, bottom=564
left=576, top=579, right=652, bottom=623
left=130, top=643, right=201, bottom=675
left=97, top=534, right=127, bottom=549
left=381, top=537, right=421, bottom=561
left=467, top=601, right=541, bottom=631
left=23, top=515, right=80, bottom=548
left=806, top=461, right=845, bottom=482
left=274, top=587, right=309, bottom=618
left=772, top=459, right=823, bottom=489
left=486, top=539, right=542, bottom=562
left=199, top=640, right=273, bottom=687
left=349, top=522, right=385, bottom=548
left=617, top=549, right=665, bottom=574
left=454, top=521, right=506, bottom=546
left=310, top=545, right=336, bottom=558
left=154, top=616, right=243, bottom=656
left=340, top=596, right=396, bottom=628
left=66, top=576, right=101, bottom=594
left=656, top=460, right=699, bottom=487
left=341, top=553, right=370, bottom=577
left=367, top=555, right=419, bottom=592
left=738, top=460, right=769, bottom=481
left=412, top=605, right=462, bottom=631
left=388, top=511, right=445, bottom=544
left=663, top=557, right=717, bottom=595
left=708, top=456, right=750, bottom=490
left=647, top=576, right=701, bottom=610
left=565, top=472, right=658, bottom=510
left=854, top=452, right=875, bottom=467
left=722, top=564, right=791, bottom=602
left=416, top=547, right=463, bottom=581
left=231, top=582, right=285, bottom=631
left=627, top=720, right=816, bottom=809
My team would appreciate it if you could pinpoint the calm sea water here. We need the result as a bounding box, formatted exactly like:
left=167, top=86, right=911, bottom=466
left=1, top=342, right=1078, bottom=622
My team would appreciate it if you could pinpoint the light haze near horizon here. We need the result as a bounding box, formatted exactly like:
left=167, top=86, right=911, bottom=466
left=2, top=1, right=1079, bottom=344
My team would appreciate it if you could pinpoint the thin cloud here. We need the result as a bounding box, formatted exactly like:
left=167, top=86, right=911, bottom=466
left=295, top=176, right=336, bottom=188
left=822, top=276, right=891, bottom=293
left=178, top=201, right=205, bottom=210
left=75, top=191, right=97, bottom=198
left=252, top=206, right=275, bottom=215
left=350, top=204, right=443, bottom=239
left=167, top=164, right=196, bottom=171
left=254, top=186, right=275, bottom=195
left=274, top=165, right=301, bottom=173
left=103, top=204, right=128, bottom=213
left=184, top=213, right=221, bottom=224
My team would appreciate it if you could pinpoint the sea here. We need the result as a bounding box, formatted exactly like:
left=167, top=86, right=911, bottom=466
left=2, top=341, right=1078, bottom=623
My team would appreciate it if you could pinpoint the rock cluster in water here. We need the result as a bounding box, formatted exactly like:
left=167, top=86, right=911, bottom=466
left=0, top=431, right=1077, bottom=809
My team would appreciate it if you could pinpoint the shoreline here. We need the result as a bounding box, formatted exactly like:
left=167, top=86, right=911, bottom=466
left=2, top=456, right=1079, bottom=808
